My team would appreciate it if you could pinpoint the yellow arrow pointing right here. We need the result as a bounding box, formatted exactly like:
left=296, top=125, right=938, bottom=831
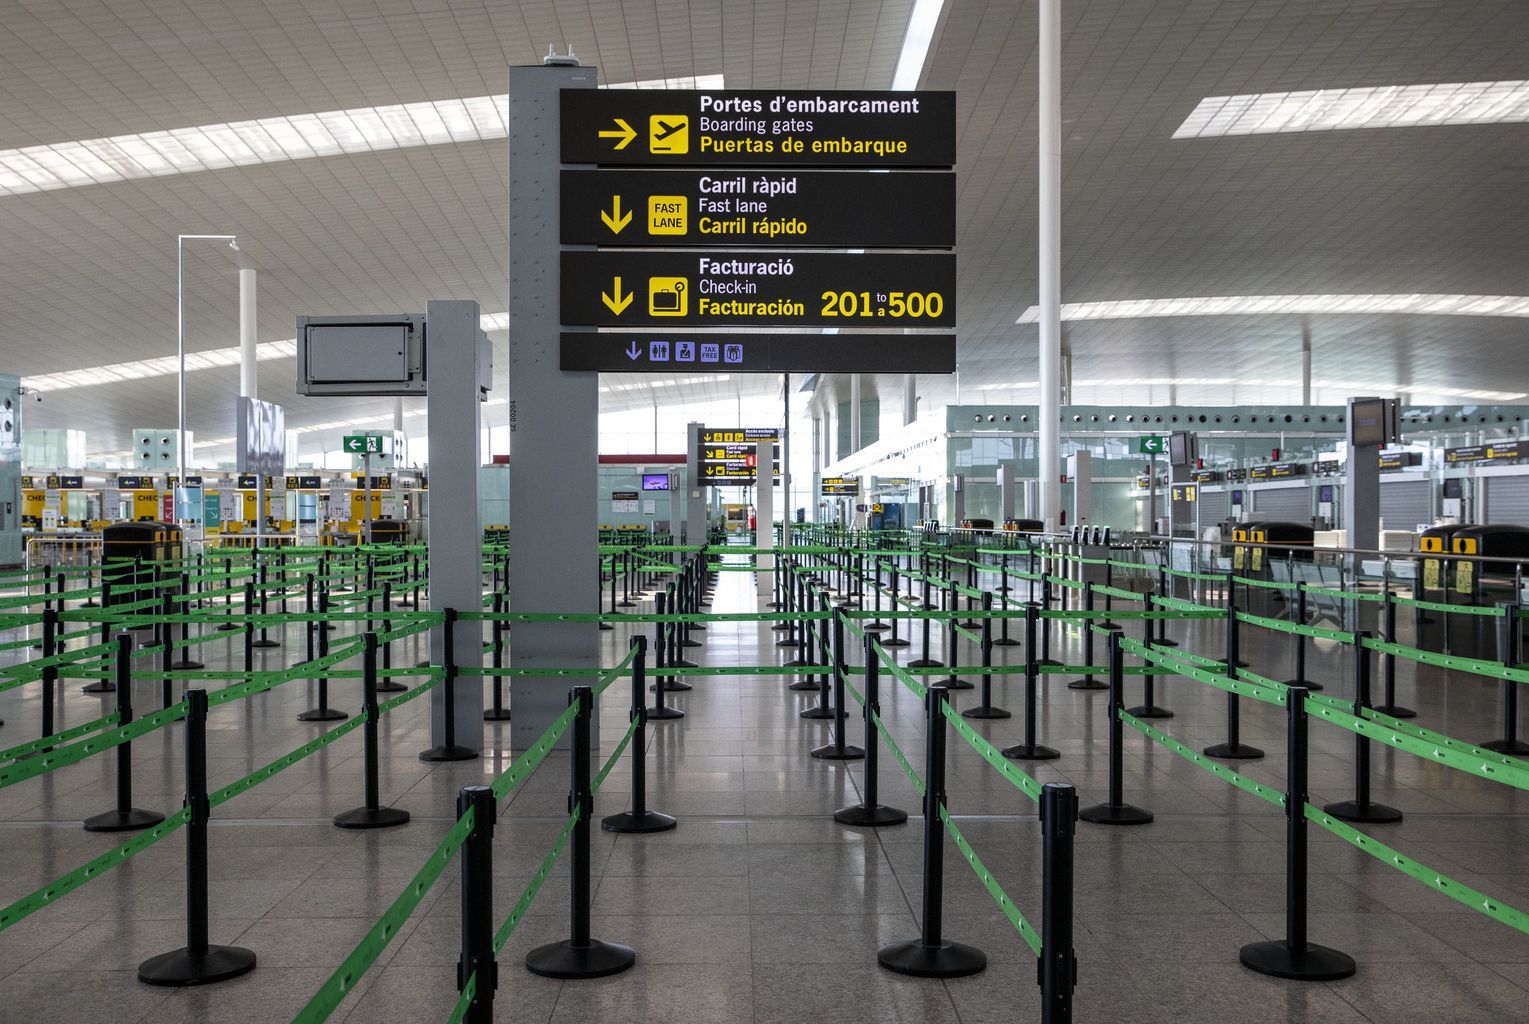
left=600, top=196, right=632, bottom=234
left=601, top=276, right=633, bottom=315
left=597, top=118, right=637, bottom=150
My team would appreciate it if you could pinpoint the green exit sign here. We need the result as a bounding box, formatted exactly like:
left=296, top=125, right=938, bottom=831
left=343, top=435, right=385, bottom=454
left=1137, top=435, right=1168, bottom=455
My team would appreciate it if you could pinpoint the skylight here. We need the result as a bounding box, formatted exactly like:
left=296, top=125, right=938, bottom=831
left=1173, top=81, right=1529, bottom=138
left=1015, top=294, right=1529, bottom=323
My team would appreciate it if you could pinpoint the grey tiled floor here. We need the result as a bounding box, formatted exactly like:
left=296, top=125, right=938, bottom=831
left=2, top=564, right=1529, bottom=1022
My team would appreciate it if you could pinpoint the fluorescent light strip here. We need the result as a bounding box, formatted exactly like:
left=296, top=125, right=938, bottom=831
left=0, top=75, right=724, bottom=198
left=1174, top=80, right=1529, bottom=138
left=24, top=314, right=504, bottom=392
left=1016, top=294, right=1529, bottom=323
left=892, top=0, right=947, bottom=91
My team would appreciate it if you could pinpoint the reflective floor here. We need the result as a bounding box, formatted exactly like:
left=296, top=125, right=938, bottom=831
left=2, top=562, right=1529, bottom=1023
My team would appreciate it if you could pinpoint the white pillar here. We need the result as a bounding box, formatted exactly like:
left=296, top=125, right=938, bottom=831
left=755, top=439, right=774, bottom=596
left=1038, top=0, right=1062, bottom=531
left=238, top=268, right=257, bottom=398
left=781, top=374, right=791, bottom=549
left=849, top=373, right=863, bottom=455
left=903, top=373, right=917, bottom=425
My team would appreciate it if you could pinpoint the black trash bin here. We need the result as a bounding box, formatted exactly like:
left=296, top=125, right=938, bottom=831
left=101, top=521, right=182, bottom=610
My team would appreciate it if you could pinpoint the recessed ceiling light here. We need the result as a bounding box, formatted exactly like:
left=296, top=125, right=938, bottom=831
left=1173, top=80, right=1529, bottom=138
left=1016, top=294, right=1529, bottom=323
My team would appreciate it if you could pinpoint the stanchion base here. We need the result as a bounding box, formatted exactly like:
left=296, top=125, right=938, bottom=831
left=1283, top=678, right=1326, bottom=692
left=602, top=809, right=677, bottom=833
left=650, top=681, right=692, bottom=692
left=138, top=944, right=257, bottom=986
left=787, top=679, right=818, bottom=691
left=169, top=660, right=205, bottom=671
left=681, top=639, right=703, bottom=648
left=1203, top=742, right=1264, bottom=760
left=906, top=659, right=943, bottom=669
left=251, top=639, right=281, bottom=649
left=772, top=624, right=793, bottom=633
left=1079, top=802, right=1153, bottom=826
left=877, top=939, right=986, bottom=978
left=646, top=706, right=684, bottom=720
left=333, top=805, right=411, bottom=830
left=617, top=601, right=637, bottom=608
left=941, top=678, right=975, bottom=690
left=598, top=623, right=614, bottom=631
left=810, top=743, right=865, bottom=761
left=834, top=802, right=908, bottom=827
left=376, top=681, right=408, bottom=694
left=297, top=707, right=349, bottom=722
left=1322, top=799, right=1402, bottom=824
left=1066, top=678, right=1109, bottom=691
left=215, top=623, right=240, bottom=632
left=961, top=705, right=1011, bottom=720
left=1126, top=705, right=1173, bottom=719
left=83, top=807, right=165, bottom=833
left=525, top=938, right=636, bottom=980
left=483, top=708, right=512, bottom=721
left=1001, top=742, right=1059, bottom=761
left=991, top=637, right=1020, bottom=647
left=80, top=681, right=116, bottom=694
left=1239, top=940, right=1356, bottom=981
left=1372, top=703, right=1416, bottom=718
left=782, top=659, right=809, bottom=668
left=863, top=622, right=890, bottom=632
left=419, top=745, right=480, bottom=762
left=775, top=639, right=800, bottom=648
left=880, top=638, right=911, bottom=649
left=1150, top=638, right=1178, bottom=649
left=800, top=705, right=834, bottom=720
left=1480, top=737, right=1529, bottom=755
left=672, top=659, right=698, bottom=669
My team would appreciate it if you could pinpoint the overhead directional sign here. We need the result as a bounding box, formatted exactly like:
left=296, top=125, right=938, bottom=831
left=562, top=252, right=955, bottom=328
left=562, top=90, right=956, bottom=167
left=821, top=477, right=860, bottom=496
left=559, top=332, right=955, bottom=373
left=560, top=170, right=956, bottom=248
left=343, top=434, right=385, bottom=454
left=696, top=428, right=780, bottom=485
left=1137, top=436, right=1169, bottom=455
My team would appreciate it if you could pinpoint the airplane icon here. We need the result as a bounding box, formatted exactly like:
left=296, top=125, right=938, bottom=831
left=649, top=114, right=690, bottom=154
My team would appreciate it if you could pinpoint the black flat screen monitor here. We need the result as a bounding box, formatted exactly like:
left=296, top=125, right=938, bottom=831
left=641, top=474, right=671, bottom=491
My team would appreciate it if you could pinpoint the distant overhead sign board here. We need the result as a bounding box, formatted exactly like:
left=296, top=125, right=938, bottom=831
left=1446, top=441, right=1525, bottom=464
left=821, top=477, right=860, bottom=496
left=561, top=90, right=956, bottom=167
left=558, top=332, right=954, bottom=373
left=343, top=434, right=387, bottom=454
left=1137, top=436, right=1168, bottom=455
left=696, top=428, right=780, bottom=485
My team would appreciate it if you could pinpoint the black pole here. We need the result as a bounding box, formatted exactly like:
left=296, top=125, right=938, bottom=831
left=455, top=785, right=497, bottom=1023
left=941, top=581, right=973, bottom=689
left=1483, top=604, right=1529, bottom=753
left=252, top=559, right=279, bottom=648
left=812, top=606, right=864, bottom=758
left=420, top=608, right=478, bottom=761
left=1152, top=564, right=1178, bottom=649
left=335, top=632, right=410, bottom=829
left=908, top=576, right=941, bottom=668
left=298, top=579, right=347, bottom=722
left=1039, top=781, right=1079, bottom=1024
left=484, top=592, right=510, bottom=721
left=1067, top=584, right=1107, bottom=690
left=1080, top=632, right=1153, bottom=825
left=1003, top=604, right=1059, bottom=761
left=1322, top=633, right=1402, bottom=823
left=241, top=581, right=256, bottom=677
left=1283, top=585, right=1314, bottom=689
left=801, top=592, right=835, bottom=716
left=866, top=557, right=889, bottom=632
left=1129, top=599, right=1173, bottom=719
left=84, top=634, right=165, bottom=832
left=877, top=684, right=986, bottom=977
left=83, top=580, right=116, bottom=694
left=1239, top=685, right=1356, bottom=981
left=647, top=592, right=683, bottom=719
left=1372, top=589, right=1409, bottom=713
left=526, top=686, right=636, bottom=978
left=883, top=569, right=910, bottom=648
left=40, top=606, right=57, bottom=740
left=170, top=569, right=204, bottom=670
left=138, top=688, right=257, bottom=985
left=376, top=581, right=406, bottom=694
left=835, top=633, right=908, bottom=826
left=1205, top=586, right=1263, bottom=760
left=963, top=592, right=1010, bottom=719
left=604, top=635, right=676, bottom=832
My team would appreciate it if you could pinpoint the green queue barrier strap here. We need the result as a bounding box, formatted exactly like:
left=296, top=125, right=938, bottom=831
left=0, top=640, right=119, bottom=690
left=1305, top=805, right=1529, bottom=936
left=592, top=716, right=640, bottom=795
left=1394, top=595, right=1505, bottom=616
left=940, top=806, right=1043, bottom=957
left=941, top=700, right=1043, bottom=802
left=1362, top=635, right=1529, bottom=686
left=0, top=711, right=121, bottom=764
left=1230, top=575, right=1297, bottom=591
left=491, top=702, right=579, bottom=802
left=1235, top=609, right=1356, bottom=645
left=1119, top=637, right=1287, bottom=708
left=0, top=700, right=189, bottom=791
left=210, top=713, right=369, bottom=808
left=1303, top=584, right=1385, bottom=604
left=952, top=623, right=981, bottom=645
left=467, top=610, right=827, bottom=624
left=1163, top=567, right=1228, bottom=583
left=1302, top=697, right=1529, bottom=791
left=493, top=806, right=577, bottom=955
left=1120, top=709, right=1288, bottom=809
left=292, top=806, right=477, bottom=1024
left=873, top=706, right=926, bottom=800
left=1151, top=594, right=1225, bottom=615
left=204, top=638, right=369, bottom=709
left=0, top=636, right=43, bottom=654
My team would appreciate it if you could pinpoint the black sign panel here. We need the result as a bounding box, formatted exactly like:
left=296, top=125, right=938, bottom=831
left=821, top=477, right=860, bottom=496
left=55, top=475, right=83, bottom=490
left=1189, top=470, right=1220, bottom=484
left=611, top=490, right=640, bottom=501
left=117, top=475, right=150, bottom=489
left=1446, top=441, right=1524, bottom=464
left=696, top=428, right=780, bottom=485
left=559, top=332, right=954, bottom=373
left=560, top=169, right=955, bottom=248
left=562, top=90, right=956, bottom=167
left=561, top=251, right=954, bottom=328
left=237, top=474, right=259, bottom=489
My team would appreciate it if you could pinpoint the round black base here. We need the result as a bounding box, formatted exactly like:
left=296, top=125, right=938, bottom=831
left=1322, top=799, right=1403, bottom=824
left=646, top=706, right=684, bottom=720
left=80, top=681, right=116, bottom=694
left=940, top=678, right=975, bottom=690
left=991, top=637, right=1020, bottom=647
left=1001, top=742, right=1060, bottom=761
left=834, top=803, right=908, bottom=827
left=83, top=807, right=165, bottom=833
left=775, top=638, right=800, bottom=648
left=598, top=622, right=614, bottom=631
left=333, top=805, right=411, bottom=830
left=877, top=939, right=986, bottom=979
left=525, top=938, right=636, bottom=980
left=772, top=624, right=793, bottom=633
left=787, top=679, right=818, bottom=691
left=138, top=944, right=257, bottom=987
left=419, top=745, right=479, bottom=763
left=1150, top=638, right=1178, bottom=649
left=649, top=680, right=692, bottom=693
left=961, top=705, right=1011, bottom=720
left=252, top=639, right=281, bottom=649
left=1480, top=737, right=1529, bottom=755
left=376, top=681, right=408, bottom=693
left=1239, top=940, right=1356, bottom=981
left=483, top=708, right=512, bottom=721
left=1067, top=678, right=1109, bottom=691
left=863, top=622, right=889, bottom=632
left=170, top=660, right=205, bottom=671
left=1284, top=678, right=1326, bottom=692
left=682, top=639, right=702, bottom=648
left=810, top=743, right=865, bottom=761
left=906, top=659, right=943, bottom=669
left=1203, top=742, right=1264, bottom=760
left=672, top=659, right=698, bottom=669
left=618, top=601, right=637, bottom=609
left=297, top=707, right=349, bottom=722
left=782, top=659, right=810, bottom=669
left=216, top=623, right=240, bottom=632
left=602, top=809, right=678, bottom=834
left=881, top=638, right=911, bottom=648
left=1079, top=802, right=1154, bottom=826
left=1372, top=703, right=1415, bottom=718
left=1127, top=705, right=1173, bottom=719
left=800, top=706, right=834, bottom=720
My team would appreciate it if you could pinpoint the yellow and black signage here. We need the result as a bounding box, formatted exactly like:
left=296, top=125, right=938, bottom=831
left=561, top=90, right=956, bottom=168
left=47, top=474, right=83, bottom=489
left=558, top=331, right=955, bottom=374
left=821, top=477, right=860, bottom=496
left=1190, top=469, right=1219, bottom=483
left=20, top=476, right=32, bottom=489
left=117, top=475, right=151, bottom=489
left=1225, top=468, right=1248, bottom=482
left=561, top=251, right=955, bottom=328
left=696, top=428, right=779, bottom=485
left=560, top=170, right=956, bottom=248
left=349, top=474, right=393, bottom=489
left=1446, top=441, right=1524, bottom=464
left=1170, top=485, right=1198, bottom=503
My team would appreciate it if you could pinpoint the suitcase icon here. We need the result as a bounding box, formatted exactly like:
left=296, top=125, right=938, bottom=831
left=649, top=277, right=687, bottom=316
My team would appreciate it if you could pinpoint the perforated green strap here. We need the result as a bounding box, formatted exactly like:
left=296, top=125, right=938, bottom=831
left=941, top=701, right=1042, bottom=802
left=494, top=807, right=578, bottom=956
left=940, top=807, right=1042, bottom=956
left=872, top=708, right=925, bottom=799
left=1361, top=635, right=1529, bottom=685
left=592, top=718, right=639, bottom=795
left=293, top=806, right=477, bottom=1024
left=210, top=715, right=368, bottom=808
left=1304, top=584, right=1384, bottom=604
left=1119, top=637, right=1287, bottom=707
left=0, top=711, right=120, bottom=763
left=1119, top=710, right=1287, bottom=808
left=1303, top=698, right=1529, bottom=791
left=1393, top=595, right=1503, bottom=615
left=491, top=703, right=579, bottom=801
left=0, top=701, right=188, bottom=790
left=1236, top=609, right=1355, bottom=644
left=444, top=973, right=477, bottom=1024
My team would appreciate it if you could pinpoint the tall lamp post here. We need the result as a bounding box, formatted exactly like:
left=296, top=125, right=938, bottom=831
left=176, top=234, right=239, bottom=490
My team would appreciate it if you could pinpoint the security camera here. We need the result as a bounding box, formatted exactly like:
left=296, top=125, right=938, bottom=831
left=32, top=391, right=42, bottom=403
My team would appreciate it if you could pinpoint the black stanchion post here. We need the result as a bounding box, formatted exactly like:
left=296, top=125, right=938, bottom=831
left=40, top=606, right=57, bottom=739
left=647, top=593, right=683, bottom=720
left=666, top=581, right=696, bottom=677
left=170, top=570, right=204, bottom=671
left=419, top=609, right=478, bottom=761
left=1080, top=632, right=1152, bottom=825
left=1129, top=599, right=1173, bottom=719
left=455, top=785, right=497, bottom=1023
left=1322, top=633, right=1402, bottom=823
left=1240, top=685, right=1356, bottom=981
left=1039, top=782, right=1079, bottom=1024
left=484, top=592, right=511, bottom=721
left=604, top=636, right=677, bottom=833
left=1153, top=564, right=1178, bottom=648
left=241, top=582, right=256, bottom=677
left=527, top=686, right=636, bottom=978
left=1067, top=583, right=1108, bottom=690
left=865, top=557, right=889, bottom=632
left=1483, top=604, right=1529, bottom=753
left=1003, top=604, right=1059, bottom=761
left=941, top=581, right=973, bottom=689
left=878, top=684, right=986, bottom=977
left=963, top=593, right=1009, bottom=719
left=801, top=592, right=835, bottom=718
left=335, top=633, right=409, bottom=829
left=1284, top=585, right=1314, bottom=689
left=298, top=578, right=347, bottom=722
left=883, top=568, right=910, bottom=648
left=252, top=560, right=279, bottom=648
left=812, top=606, right=864, bottom=758
left=1204, top=589, right=1264, bottom=760
left=138, top=688, right=257, bottom=985
left=1372, top=588, right=1412, bottom=715
left=84, top=634, right=165, bottom=832
left=835, top=633, right=908, bottom=826
left=83, top=580, right=117, bottom=694
left=908, top=577, right=941, bottom=668
left=376, top=581, right=406, bottom=694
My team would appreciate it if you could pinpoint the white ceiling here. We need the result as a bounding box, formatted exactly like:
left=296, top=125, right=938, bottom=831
left=4, top=0, right=1528, bottom=458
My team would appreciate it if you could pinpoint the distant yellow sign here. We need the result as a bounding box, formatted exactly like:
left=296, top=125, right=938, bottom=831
left=648, top=195, right=687, bottom=234
left=649, top=114, right=689, bottom=154
left=648, top=276, right=688, bottom=316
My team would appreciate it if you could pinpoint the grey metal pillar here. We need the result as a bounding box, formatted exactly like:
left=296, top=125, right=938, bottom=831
left=668, top=469, right=681, bottom=541
left=1038, top=0, right=1062, bottom=531
left=686, top=421, right=706, bottom=544
left=903, top=374, right=917, bottom=426
left=997, top=463, right=1016, bottom=521
left=1345, top=398, right=1382, bottom=554
left=1301, top=320, right=1313, bottom=406
left=849, top=374, right=863, bottom=455
left=239, top=269, right=257, bottom=399
left=507, top=62, right=599, bottom=751
left=782, top=374, right=791, bottom=550
left=755, top=439, right=774, bottom=596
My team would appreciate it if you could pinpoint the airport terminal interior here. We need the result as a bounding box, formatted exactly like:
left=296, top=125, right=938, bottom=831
left=5, top=1, right=1529, bottom=1022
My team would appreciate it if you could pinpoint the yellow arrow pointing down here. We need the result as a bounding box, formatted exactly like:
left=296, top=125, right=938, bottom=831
left=597, top=118, right=637, bottom=150
left=602, top=277, right=633, bottom=315
left=601, top=195, right=632, bottom=234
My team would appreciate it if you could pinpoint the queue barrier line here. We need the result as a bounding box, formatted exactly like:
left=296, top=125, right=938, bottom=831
left=1361, top=635, right=1529, bottom=686
left=0, top=700, right=189, bottom=790
left=0, top=710, right=121, bottom=763
left=1393, top=595, right=1504, bottom=616
left=1118, top=710, right=1287, bottom=808
left=0, top=640, right=118, bottom=686
left=492, top=807, right=579, bottom=955
left=1235, top=609, right=1356, bottom=645
left=1118, top=637, right=1287, bottom=707
left=940, top=699, right=1044, bottom=802
left=1303, top=584, right=1385, bottom=605
left=940, top=807, right=1043, bottom=956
